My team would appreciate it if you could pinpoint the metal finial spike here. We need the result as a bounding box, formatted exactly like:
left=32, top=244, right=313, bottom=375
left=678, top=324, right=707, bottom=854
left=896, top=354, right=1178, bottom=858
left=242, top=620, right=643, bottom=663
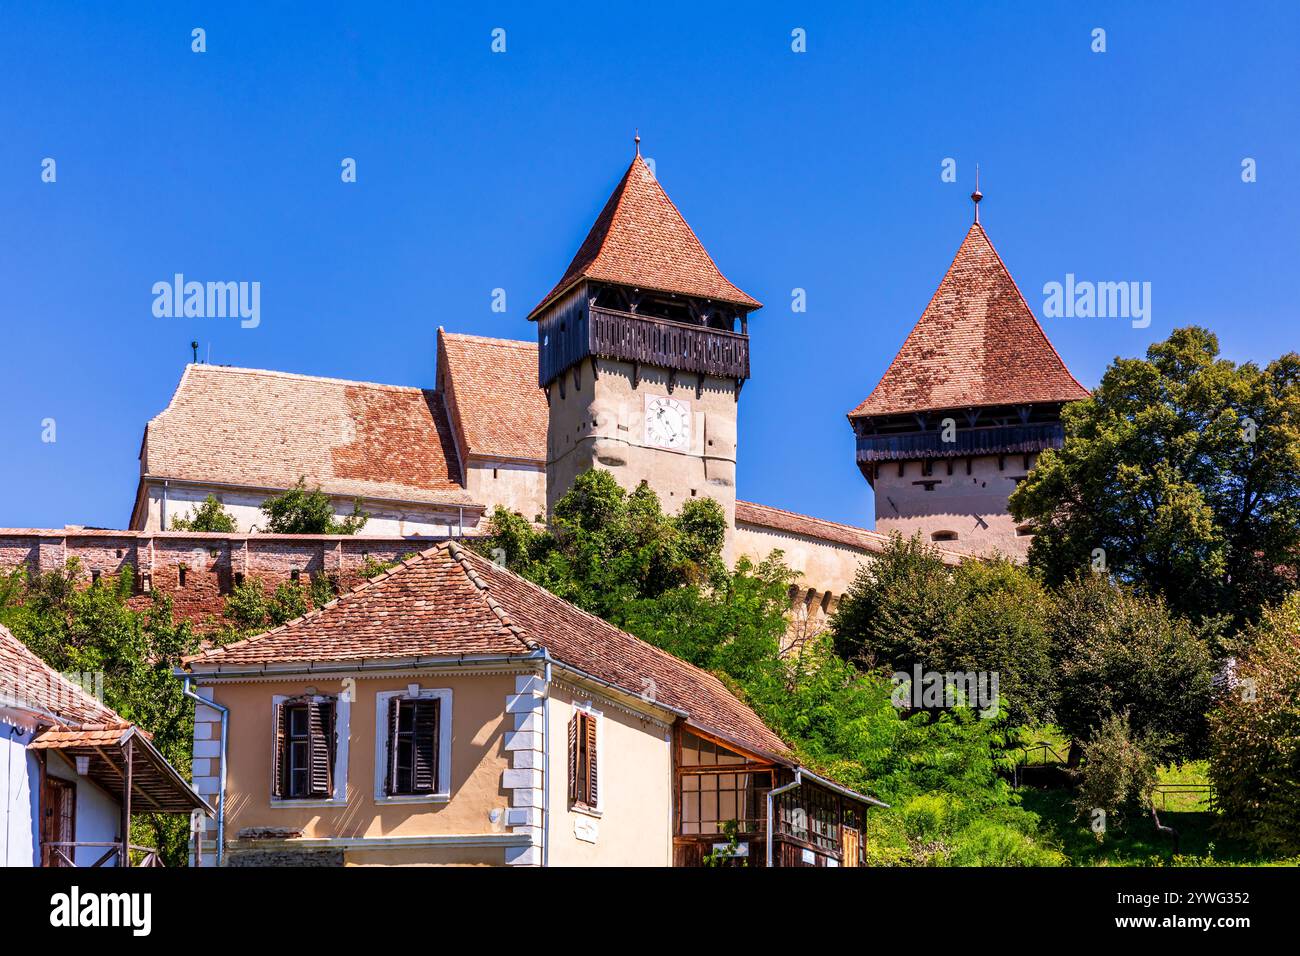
left=634, top=129, right=641, bottom=155
left=971, top=163, right=983, bottom=224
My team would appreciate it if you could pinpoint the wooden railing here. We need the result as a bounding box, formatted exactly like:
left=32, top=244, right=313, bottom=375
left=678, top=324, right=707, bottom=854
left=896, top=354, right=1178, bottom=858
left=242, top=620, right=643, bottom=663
left=538, top=303, right=749, bottom=385
left=856, top=422, right=1065, bottom=462
left=42, top=842, right=166, bottom=867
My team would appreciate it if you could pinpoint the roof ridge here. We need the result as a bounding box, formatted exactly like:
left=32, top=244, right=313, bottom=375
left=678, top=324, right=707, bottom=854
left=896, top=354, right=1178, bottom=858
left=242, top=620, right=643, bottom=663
left=176, top=363, right=434, bottom=395
left=444, top=541, right=536, bottom=650
left=440, top=331, right=537, bottom=349
left=452, top=545, right=764, bottom=707
left=183, top=544, right=458, bottom=664
left=736, top=499, right=888, bottom=539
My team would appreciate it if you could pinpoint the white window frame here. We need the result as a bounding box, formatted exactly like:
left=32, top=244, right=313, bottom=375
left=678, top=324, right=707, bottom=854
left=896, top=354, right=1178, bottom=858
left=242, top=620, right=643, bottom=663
left=374, top=686, right=453, bottom=804
left=570, top=701, right=604, bottom=817
left=270, top=693, right=349, bottom=807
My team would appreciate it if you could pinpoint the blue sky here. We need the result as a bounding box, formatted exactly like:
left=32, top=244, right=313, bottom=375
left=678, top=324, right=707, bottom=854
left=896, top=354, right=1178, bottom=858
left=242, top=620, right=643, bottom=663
left=2, top=1, right=1296, bottom=530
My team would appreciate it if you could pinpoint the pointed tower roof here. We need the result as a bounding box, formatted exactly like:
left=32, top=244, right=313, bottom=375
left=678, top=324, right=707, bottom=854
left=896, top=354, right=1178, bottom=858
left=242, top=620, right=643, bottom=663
left=529, top=152, right=761, bottom=319
left=849, top=223, right=1088, bottom=419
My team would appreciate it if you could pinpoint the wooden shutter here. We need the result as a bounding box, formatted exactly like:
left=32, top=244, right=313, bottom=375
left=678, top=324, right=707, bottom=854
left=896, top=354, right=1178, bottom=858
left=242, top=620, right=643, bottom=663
left=567, top=713, right=579, bottom=803
left=307, top=700, right=334, bottom=798
left=386, top=697, right=401, bottom=795
left=412, top=699, right=439, bottom=793
left=584, top=712, right=598, bottom=807
left=271, top=702, right=286, bottom=798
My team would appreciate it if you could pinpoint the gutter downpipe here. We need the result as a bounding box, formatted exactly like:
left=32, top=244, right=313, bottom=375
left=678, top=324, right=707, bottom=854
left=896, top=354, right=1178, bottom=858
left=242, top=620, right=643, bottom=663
left=542, top=653, right=552, bottom=868
left=766, top=769, right=802, bottom=868
left=182, top=677, right=227, bottom=867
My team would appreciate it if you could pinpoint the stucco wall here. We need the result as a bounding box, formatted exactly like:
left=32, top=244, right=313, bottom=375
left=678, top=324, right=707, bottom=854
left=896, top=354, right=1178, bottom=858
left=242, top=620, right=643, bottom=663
left=546, top=361, right=739, bottom=561
left=0, top=715, right=38, bottom=866
left=544, top=682, right=672, bottom=867
left=137, top=482, right=480, bottom=537
left=463, top=459, right=546, bottom=523
left=45, top=750, right=121, bottom=866
left=872, top=455, right=1034, bottom=559
left=202, top=672, right=519, bottom=866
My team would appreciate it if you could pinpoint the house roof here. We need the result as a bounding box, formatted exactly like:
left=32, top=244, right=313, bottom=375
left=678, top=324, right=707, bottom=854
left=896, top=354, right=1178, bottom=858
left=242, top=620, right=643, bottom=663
left=0, top=624, right=122, bottom=725
left=529, top=153, right=761, bottom=319
left=184, top=541, right=789, bottom=760
left=143, top=364, right=474, bottom=507
left=436, top=330, right=547, bottom=463
left=848, top=223, right=1089, bottom=419
left=0, top=625, right=209, bottom=815
left=736, top=500, right=966, bottom=566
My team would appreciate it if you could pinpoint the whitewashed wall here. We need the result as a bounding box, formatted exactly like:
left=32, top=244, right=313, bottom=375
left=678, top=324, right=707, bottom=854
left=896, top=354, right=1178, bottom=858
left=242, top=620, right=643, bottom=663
left=0, top=715, right=38, bottom=867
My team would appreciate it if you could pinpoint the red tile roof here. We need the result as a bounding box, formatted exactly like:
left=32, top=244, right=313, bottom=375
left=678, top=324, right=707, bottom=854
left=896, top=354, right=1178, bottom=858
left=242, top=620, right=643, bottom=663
left=530, top=154, right=761, bottom=318
left=144, top=365, right=473, bottom=506
left=185, top=542, right=789, bottom=759
left=849, top=224, right=1089, bottom=419
left=736, top=500, right=965, bottom=566
left=0, top=624, right=122, bottom=725
left=437, top=330, right=547, bottom=462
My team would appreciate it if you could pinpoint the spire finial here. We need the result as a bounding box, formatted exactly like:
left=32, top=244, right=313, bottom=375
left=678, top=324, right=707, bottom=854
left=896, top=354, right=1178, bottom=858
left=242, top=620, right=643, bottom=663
left=971, top=163, right=983, bottom=224
left=634, top=128, right=641, bottom=156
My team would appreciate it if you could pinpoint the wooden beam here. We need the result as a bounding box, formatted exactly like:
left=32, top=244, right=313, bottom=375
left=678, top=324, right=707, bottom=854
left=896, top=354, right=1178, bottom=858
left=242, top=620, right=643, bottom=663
left=121, top=735, right=133, bottom=868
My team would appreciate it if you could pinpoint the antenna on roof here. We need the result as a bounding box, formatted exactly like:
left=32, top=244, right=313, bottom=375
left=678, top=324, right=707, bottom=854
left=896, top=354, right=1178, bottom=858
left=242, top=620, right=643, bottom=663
left=190, top=340, right=199, bottom=364
left=971, top=164, right=983, bottom=224
left=634, top=128, right=641, bottom=156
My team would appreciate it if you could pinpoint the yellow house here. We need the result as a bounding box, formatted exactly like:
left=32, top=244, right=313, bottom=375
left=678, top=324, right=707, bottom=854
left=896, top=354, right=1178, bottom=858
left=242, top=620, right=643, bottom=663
left=178, top=541, right=883, bottom=866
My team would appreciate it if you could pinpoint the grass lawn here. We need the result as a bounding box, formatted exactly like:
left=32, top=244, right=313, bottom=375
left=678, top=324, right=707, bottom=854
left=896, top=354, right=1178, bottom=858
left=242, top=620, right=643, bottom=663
left=1016, top=758, right=1293, bottom=866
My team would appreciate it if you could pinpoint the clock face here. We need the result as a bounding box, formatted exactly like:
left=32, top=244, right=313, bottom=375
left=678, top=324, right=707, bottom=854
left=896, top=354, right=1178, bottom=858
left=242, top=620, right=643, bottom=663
left=644, top=394, right=690, bottom=450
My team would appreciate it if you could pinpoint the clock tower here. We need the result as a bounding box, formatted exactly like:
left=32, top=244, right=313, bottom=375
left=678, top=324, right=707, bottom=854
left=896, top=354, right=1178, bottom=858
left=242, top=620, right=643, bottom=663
left=529, top=139, right=761, bottom=560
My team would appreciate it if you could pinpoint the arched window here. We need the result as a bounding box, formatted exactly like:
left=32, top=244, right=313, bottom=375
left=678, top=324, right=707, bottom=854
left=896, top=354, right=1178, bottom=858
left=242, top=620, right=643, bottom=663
left=1016, top=524, right=1035, bottom=537
left=931, top=530, right=958, bottom=542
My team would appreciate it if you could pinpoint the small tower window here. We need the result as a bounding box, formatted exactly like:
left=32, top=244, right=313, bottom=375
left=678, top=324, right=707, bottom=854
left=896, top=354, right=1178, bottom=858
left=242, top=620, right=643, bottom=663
left=931, top=530, right=958, bottom=542
left=1016, top=524, right=1035, bottom=537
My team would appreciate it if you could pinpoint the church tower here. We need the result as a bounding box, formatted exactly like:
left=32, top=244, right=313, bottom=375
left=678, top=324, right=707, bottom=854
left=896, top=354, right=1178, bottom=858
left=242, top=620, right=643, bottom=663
left=848, top=187, right=1089, bottom=557
left=529, top=139, right=761, bottom=559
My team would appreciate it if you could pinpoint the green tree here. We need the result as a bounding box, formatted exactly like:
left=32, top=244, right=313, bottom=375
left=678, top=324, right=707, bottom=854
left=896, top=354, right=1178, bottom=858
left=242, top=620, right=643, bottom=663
left=1050, top=573, right=1214, bottom=764
left=260, top=478, right=369, bottom=534
left=0, top=561, right=201, bottom=865
left=1208, top=593, right=1300, bottom=855
left=1010, top=326, right=1300, bottom=626
left=830, top=534, right=1055, bottom=727
left=169, top=494, right=237, bottom=532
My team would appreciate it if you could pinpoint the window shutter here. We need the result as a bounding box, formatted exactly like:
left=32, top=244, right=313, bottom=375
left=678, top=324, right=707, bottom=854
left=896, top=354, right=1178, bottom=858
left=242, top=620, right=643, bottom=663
left=307, top=700, right=334, bottom=798
left=412, top=700, right=439, bottom=793
left=567, top=713, right=579, bottom=804
left=386, top=697, right=401, bottom=796
left=584, top=713, right=599, bottom=807
left=272, top=702, right=286, bottom=798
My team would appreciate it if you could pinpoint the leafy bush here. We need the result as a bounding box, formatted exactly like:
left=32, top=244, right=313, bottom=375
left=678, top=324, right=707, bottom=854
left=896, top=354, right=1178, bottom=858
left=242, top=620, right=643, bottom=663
left=261, top=478, right=368, bottom=534
left=169, top=494, right=237, bottom=532
left=1208, top=593, right=1300, bottom=855
left=1073, top=712, right=1158, bottom=837
left=831, top=534, right=1055, bottom=726
left=1051, top=574, right=1214, bottom=763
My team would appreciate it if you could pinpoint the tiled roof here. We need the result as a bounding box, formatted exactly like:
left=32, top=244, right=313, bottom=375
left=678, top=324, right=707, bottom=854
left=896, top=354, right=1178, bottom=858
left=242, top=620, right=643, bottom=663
left=849, top=224, right=1089, bottom=418
left=736, top=500, right=965, bottom=566
left=186, top=542, right=789, bottom=760
left=437, top=330, right=547, bottom=462
left=144, top=365, right=473, bottom=506
left=530, top=154, right=761, bottom=318
left=0, top=624, right=124, bottom=725
left=27, top=726, right=134, bottom=749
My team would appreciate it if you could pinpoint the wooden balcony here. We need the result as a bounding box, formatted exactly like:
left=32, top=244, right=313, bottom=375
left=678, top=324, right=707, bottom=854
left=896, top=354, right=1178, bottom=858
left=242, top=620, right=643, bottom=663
left=538, top=303, right=749, bottom=386
left=856, top=422, right=1065, bottom=463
